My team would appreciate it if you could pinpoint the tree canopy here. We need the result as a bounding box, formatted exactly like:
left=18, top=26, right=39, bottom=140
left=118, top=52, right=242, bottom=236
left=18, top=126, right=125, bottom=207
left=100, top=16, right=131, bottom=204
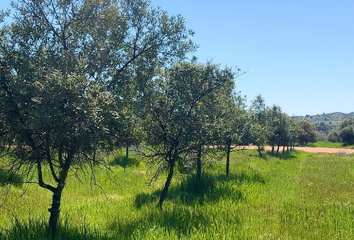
left=0, top=0, right=195, bottom=238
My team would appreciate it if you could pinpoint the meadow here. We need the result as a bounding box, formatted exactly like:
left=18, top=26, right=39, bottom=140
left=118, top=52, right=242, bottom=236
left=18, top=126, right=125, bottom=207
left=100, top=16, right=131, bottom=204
left=308, top=141, right=354, bottom=149
left=1, top=150, right=354, bottom=239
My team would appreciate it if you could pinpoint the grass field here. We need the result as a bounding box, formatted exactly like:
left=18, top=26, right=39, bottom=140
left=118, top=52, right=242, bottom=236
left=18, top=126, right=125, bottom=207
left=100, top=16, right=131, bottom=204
left=308, top=141, right=354, bottom=149
left=1, top=149, right=354, bottom=239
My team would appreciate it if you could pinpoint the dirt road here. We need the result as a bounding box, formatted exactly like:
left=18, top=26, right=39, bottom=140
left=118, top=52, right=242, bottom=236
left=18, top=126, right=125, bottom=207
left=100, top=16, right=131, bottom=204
left=235, top=146, right=354, bottom=154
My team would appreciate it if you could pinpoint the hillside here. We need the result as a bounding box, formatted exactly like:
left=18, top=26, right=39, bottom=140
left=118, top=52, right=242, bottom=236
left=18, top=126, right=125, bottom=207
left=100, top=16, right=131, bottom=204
left=295, top=112, right=354, bottom=141
left=296, top=112, right=354, bottom=126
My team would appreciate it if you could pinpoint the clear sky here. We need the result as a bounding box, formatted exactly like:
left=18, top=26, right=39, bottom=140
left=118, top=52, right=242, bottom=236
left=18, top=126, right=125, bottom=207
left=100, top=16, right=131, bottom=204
left=1, top=0, right=354, bottom=116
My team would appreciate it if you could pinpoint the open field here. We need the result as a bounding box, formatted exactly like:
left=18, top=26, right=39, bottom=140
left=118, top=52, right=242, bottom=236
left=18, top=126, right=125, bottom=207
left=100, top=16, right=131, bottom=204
left=308, top=141, right=354, bottom=149
left=238, top=145, right=354, bottom=154
left=1, top=150, right=354, bottom=239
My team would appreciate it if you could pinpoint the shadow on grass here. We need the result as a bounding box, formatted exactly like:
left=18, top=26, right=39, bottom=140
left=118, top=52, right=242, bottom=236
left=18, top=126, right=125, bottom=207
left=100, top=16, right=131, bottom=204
left=109, top=204, right=242, bottom=239
left=266, top=150, right=297, bottom=160
left=135, top=169, right=266, bottom=209
left=216, top=170, right=266, bottom=185
left=109, top=155, right=140, bottom=170
left=0, top=217, right=112, bottom=240
left=118, top=172, right=253, bottom=238
left=0, top=168, right=23, bottom=188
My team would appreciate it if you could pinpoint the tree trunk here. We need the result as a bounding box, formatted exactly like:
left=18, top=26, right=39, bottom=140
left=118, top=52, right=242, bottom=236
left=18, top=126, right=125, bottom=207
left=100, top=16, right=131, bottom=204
left=125, top=143, right=129, bottom=161
left=158, top=160, right=175, bottom=209
left=48, top=187, right=64, bottom=240
left=226, top=143, right=231, bottom=178
left=271, top=138, right=275, bottom=153
left=276, top=142, right=280, bottom=153
left=282, top=145, right=285, bottom=154
left=257, top=145, right=263, bottom=158
left=124, top=142, right=129, bottom=172
left=196, top=145, right=202, bottom=180
left=48, top=156, right=71, bottom=240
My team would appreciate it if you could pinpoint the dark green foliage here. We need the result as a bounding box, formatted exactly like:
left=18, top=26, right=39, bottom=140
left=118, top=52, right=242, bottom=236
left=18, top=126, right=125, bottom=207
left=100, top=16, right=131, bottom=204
left=298, top=119, right=317, bottom=146
left=0, top=0, right=195, bottom=237
left=328, top=132, right=341, bottom=143
left=142, top=62, right=236, bottom=208
left=338, top=118, right=354, bottom=145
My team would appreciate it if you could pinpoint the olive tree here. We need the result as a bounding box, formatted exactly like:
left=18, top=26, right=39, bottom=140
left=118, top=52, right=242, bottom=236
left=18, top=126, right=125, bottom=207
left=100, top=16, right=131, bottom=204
left=213, top=93, right=246, bottom=177
left=298, top=119, right=317, bottom=146
left=0, top=0, right=194, bottom=238
left=266, top=105, right=282, bottom=153
left=142, top=62, right=235, bottom=209
left=249, top=95, right=268, bottom=157
left=338, top=118, right=354, bottom=145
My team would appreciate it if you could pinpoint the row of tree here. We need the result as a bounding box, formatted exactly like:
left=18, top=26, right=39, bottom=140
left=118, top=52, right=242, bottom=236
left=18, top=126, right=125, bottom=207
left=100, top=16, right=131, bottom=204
left=0, top=0, right=319, bottom=239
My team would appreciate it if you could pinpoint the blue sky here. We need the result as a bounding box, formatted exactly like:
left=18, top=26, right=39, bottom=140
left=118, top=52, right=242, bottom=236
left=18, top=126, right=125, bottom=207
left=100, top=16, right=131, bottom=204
left=1, top=0, right=353, bottom=116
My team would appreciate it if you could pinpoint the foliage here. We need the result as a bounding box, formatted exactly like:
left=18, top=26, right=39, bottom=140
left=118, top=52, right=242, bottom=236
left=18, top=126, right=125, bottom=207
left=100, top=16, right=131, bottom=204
left=338, top=118, right=354, bottom=145
left=141, top=61, right=235, bottom=208
left=0, top=0, right=195, bottom=238
left=297, top=119, right=317, bottom=146
left=248, top=95, right=268, bottom=157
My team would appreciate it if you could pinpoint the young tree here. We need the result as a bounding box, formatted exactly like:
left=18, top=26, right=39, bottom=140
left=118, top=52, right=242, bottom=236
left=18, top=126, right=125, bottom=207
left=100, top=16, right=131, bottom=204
left=142, top=62, right=235, bottom=209
left=0, top=0, right=194, bottom=238
left=214, top=94, right=246, bottom=177
left=298, top=119, right=317, bottom=146
left=287, top=117, right=300, bottom=150
left=338, top=118, right=354, bottom=145
left=266, top=105, right=282, bottom=153
left=278, top=113, right=291, bottom=153
left=249, top=95, right=268, bottom=157
left=190, top=75, right=241, bottom=180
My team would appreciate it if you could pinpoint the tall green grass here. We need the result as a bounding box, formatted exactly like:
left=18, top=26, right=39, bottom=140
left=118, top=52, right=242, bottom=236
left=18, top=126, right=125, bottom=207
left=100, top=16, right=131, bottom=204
left=1, top=150, right=354, bottom=239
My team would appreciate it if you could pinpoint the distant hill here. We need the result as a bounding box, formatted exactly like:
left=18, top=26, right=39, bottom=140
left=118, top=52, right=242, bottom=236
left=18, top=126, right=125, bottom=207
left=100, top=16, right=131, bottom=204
left=296, top=112, right=354, bottom=123
left=294, top=112, right=354, bottom=141
left=295, top=112, right=354, bottom=133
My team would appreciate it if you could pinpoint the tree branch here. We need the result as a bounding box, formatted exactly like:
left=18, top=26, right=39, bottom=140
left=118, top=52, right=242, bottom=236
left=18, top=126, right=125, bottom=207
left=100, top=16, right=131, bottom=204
left=37, top=160, right=56, bottom=193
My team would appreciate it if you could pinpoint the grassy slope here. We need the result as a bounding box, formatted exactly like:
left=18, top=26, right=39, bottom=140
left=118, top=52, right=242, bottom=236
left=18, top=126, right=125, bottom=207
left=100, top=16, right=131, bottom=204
left=1, top=150, right=354, bottom=239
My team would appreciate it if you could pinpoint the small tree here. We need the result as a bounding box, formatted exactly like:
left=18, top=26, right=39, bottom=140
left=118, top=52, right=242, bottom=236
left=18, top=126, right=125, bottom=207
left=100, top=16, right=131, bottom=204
left=338, top=118, right=354, bottom=145
left=142, top=62, right=235, bottom=208
left=249, top=95, right=268, bottom=157
left=266, top=105, right=282, bottom=153
left=287, top=117, right=300, bottom=149
left=214, top=93, right=246, bottom=177
left=298, top=119, right=317, bottom=146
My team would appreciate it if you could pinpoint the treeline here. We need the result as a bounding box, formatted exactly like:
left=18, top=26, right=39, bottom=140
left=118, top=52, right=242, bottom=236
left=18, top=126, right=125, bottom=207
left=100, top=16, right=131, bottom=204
left=326, top=119, right=354, bottom=145
left=0, top=0, right=329, bottom=239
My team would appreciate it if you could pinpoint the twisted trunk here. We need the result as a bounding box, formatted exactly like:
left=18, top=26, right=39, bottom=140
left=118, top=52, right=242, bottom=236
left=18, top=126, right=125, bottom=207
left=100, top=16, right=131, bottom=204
left=47, top=153, right=73, bottom=240
left=158, top=159, right=175, bottom=209
left=226, top=142, right=231, bottom=178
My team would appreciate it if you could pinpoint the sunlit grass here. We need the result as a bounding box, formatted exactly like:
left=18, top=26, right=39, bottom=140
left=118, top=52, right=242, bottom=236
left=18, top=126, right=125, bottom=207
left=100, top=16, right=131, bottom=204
left=1, top=150, right=354, bottom=239
left=308, top=141, right=354, bottom=149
